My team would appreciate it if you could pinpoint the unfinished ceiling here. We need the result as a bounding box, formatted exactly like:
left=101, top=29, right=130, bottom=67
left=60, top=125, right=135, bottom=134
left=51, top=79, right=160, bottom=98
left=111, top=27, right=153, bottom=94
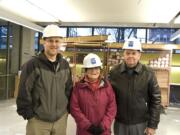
left=0, top=0, right=179, bottom=28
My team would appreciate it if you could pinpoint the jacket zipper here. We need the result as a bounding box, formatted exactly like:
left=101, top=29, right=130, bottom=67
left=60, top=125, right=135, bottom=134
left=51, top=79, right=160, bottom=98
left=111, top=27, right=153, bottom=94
left=127, top=76, right=130, bottom=124
left=55, top=63, right=59, bottom=120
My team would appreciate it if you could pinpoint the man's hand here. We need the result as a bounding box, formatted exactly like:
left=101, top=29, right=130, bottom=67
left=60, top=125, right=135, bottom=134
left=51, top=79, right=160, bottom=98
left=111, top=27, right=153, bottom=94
left=144, top=127, right=156, bottom=135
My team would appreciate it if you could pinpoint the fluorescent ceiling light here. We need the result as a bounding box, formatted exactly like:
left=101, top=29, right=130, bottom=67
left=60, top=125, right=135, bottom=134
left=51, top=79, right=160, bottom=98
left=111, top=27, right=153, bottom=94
left=0, top=7, right=43, bottom=32
left=145, top=0, right=180, bottom=23
left=0, top=0, right=179, bottom=25
left=27, top=0, right=82, bottom=22
left=0, top=0, right=59, bottom=22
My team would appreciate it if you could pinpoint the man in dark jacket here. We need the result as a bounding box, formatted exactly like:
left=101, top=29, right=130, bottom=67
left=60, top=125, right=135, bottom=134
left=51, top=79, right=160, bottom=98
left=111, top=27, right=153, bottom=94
left=109, top=38, right=161, bottom=135
left=16, top=24, right=73, bottom=135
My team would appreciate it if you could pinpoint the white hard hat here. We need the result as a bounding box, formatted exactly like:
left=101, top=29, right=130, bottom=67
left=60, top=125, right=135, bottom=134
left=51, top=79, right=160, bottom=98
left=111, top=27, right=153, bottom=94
left=123, top=38, right=142, bottom=52
left=83, top=53, right=102, bottom=68
left=43, top=24, right=62, bottom=38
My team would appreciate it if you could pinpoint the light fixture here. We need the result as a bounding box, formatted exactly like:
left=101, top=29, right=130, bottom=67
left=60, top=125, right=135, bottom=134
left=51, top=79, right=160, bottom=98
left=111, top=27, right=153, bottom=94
left=0, top=7, right=43, bottom=32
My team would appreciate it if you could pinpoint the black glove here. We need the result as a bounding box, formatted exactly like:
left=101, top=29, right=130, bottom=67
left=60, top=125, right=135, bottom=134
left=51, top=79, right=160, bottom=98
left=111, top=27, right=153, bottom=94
left=87, top=124, right=104, bottom=135
left=94, top=125, right=104, bottom=135
left=87, top=124, right=97, bottom=134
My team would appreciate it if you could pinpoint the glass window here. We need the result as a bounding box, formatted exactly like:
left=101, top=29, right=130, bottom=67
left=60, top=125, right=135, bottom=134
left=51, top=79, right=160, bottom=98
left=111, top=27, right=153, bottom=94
left=94, top=28, right=119, bottom=42
left=0, top=23, right=8, bottom=99
left=124, top=28, right=134, bottom=39
left=0, top=47, right=7, bottom=74
left=9, top=35, right=13, bottom=48
left=34, top=32, right=39, bottom=51
left=94, top=28, right=106, bottom=35
left=9, top=25, right=13, bottom=49
left=119, top=28, right=124, bottom=43
left=59, top=27, right=67, bottom=37
left=124, top=28, right=146, bottom=43
left=106, top=28, right=119, bottom=42
left=174, top=29, right=180, bottom=44
left=174, top=50, right=180, bottom=54
left=69, top=28, right=92, bottom=37
left=0, top=25, right=8, bottom=74
left=0, top=26, right=8, bottom=49
left=147, top=28, right=176, bottom=44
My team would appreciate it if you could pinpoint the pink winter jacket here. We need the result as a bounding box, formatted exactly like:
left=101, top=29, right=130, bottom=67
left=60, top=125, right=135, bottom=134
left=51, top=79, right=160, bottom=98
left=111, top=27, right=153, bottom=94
left=70, top=78, right=117, bottom=135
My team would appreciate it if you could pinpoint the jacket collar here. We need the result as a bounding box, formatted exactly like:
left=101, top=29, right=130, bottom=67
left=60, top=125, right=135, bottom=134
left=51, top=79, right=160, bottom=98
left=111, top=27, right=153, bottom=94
left=119, top=61, right=142, bottom=74
left=38, top=50, right=63, bottom=63
left=77, top=77, right=107, bottom=89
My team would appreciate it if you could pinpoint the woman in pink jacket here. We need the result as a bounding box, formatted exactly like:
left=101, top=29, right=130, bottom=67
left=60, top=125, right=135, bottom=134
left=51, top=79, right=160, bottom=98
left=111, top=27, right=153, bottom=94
left=70, top=53, right=117, bottom=135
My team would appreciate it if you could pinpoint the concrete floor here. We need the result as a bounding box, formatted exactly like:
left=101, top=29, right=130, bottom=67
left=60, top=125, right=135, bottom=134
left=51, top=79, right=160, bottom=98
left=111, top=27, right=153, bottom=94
left=0, top=99, right=180, bottom=135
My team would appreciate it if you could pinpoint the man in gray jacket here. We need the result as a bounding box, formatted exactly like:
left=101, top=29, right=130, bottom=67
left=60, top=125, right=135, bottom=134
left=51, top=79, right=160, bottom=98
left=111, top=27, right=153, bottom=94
left=109, top=38, right=161, bottom=135
left=16, top=24, right=73, bottom=135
